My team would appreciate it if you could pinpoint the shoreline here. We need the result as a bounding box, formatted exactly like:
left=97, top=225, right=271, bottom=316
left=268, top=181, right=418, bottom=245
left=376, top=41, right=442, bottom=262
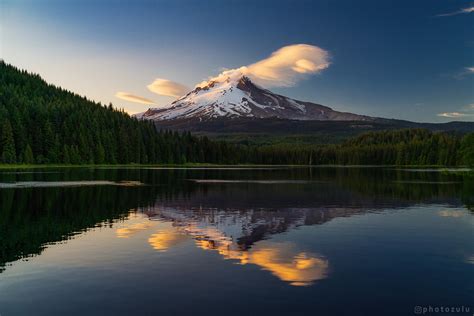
left=0, top=163, right=471, bottom=170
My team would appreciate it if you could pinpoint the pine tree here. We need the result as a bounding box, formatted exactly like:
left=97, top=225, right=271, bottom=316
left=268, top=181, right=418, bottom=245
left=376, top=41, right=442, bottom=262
left=43, top=121, right=55, bottom=162
left=62, top=145, right=71, bottom=164
left=0, top=120, right=17, bottom=163
left=460, top=133, right=474, bottom=166
left=95, top=143, right=105, bottom=164
left=23, top=144, right=34, bottom=164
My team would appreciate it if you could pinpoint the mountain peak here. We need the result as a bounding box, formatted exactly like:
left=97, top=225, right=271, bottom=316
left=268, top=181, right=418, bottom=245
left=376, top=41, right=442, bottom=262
left=136, top=73, right=373, bottom=122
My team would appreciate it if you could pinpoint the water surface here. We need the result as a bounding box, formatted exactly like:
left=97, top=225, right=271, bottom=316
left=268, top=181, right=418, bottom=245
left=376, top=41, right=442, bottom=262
left=0, top=167, right=472, bottom=315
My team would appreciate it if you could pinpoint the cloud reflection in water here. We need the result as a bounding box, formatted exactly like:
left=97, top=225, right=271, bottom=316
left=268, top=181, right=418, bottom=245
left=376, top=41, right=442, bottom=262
left=135, top=207, right=330, bottom=286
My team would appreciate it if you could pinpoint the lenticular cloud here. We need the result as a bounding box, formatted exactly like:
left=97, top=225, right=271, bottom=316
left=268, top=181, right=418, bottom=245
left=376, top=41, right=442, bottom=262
left=201, top=44, right=331, bottom=89
left=245, top=44, right=330, bottom=87
left=147, top=79, right=189, bottom=98
left=115, top=92, right=155, bottom=105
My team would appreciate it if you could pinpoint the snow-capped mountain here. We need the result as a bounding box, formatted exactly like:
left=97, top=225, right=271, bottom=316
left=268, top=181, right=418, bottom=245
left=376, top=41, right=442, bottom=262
left=135, top=71, right=372, bottom=122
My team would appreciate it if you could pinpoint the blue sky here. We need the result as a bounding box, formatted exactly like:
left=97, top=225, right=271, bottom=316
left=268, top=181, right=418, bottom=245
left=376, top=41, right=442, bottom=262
left=1, top=0, right=473, bottom=122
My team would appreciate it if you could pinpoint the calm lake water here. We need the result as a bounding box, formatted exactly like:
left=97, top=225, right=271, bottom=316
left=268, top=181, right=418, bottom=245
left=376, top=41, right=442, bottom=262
left=0, top=167, right=473, bottom=316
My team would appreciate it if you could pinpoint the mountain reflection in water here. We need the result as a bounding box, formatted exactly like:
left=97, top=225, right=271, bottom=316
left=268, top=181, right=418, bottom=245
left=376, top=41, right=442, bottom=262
left=0, top=167, right=473, bottom=316
left=1, top=166, right=472, bottom=279
left=125, top=206, right=332, bottom=286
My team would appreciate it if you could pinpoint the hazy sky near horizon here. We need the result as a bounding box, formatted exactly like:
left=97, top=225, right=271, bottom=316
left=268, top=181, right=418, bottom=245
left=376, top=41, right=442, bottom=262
left=1, top=0, right=473, bottom=122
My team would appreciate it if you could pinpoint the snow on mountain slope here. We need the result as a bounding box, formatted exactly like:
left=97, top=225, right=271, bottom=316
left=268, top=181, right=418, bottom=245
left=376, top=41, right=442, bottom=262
left=135, top=70, right=372, bottom=122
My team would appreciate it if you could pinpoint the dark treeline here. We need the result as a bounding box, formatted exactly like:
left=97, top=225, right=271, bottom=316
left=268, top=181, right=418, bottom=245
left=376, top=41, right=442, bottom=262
left=251, top=129, right=474, bottom=166
left=1, top=61, right=473, bottom=166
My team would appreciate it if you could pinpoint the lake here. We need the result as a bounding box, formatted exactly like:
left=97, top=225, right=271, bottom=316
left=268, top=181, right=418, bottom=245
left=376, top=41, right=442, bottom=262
left=0, top=166, right=472, bottom=316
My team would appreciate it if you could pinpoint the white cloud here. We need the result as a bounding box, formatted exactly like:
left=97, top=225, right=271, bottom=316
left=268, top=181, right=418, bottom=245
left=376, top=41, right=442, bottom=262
left=452, top=66, right=474, bottom=79
left=198, top=44, right=330, bottom=88
left=147, top=79, right=189, bottom=98
left=462, top=7, right=474, bottom=13
left=438, top=103, right=474, bottom=119
left=437, top=112, right=472, bottom=118
left=115, top=92, right=155, bottom=105
left=437, top=6, right=474, bottom=17
left=467, top=255, right=474, bottom=265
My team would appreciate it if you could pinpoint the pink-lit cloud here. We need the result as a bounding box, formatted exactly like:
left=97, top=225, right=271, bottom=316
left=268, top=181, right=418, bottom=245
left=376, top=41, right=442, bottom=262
left=198, top=44, right=330, bottom=88
left=115, top=92, right=155, bottom=105
left=147, top=79, right=189, bottom=98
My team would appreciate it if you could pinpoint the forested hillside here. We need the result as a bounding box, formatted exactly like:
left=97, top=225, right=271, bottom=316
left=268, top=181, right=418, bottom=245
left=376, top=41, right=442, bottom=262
left=0, top=61, right=472, bottom=166
left=0, top=61, right=234, bottom=164
left=250, top=129, right=474, bottom=166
